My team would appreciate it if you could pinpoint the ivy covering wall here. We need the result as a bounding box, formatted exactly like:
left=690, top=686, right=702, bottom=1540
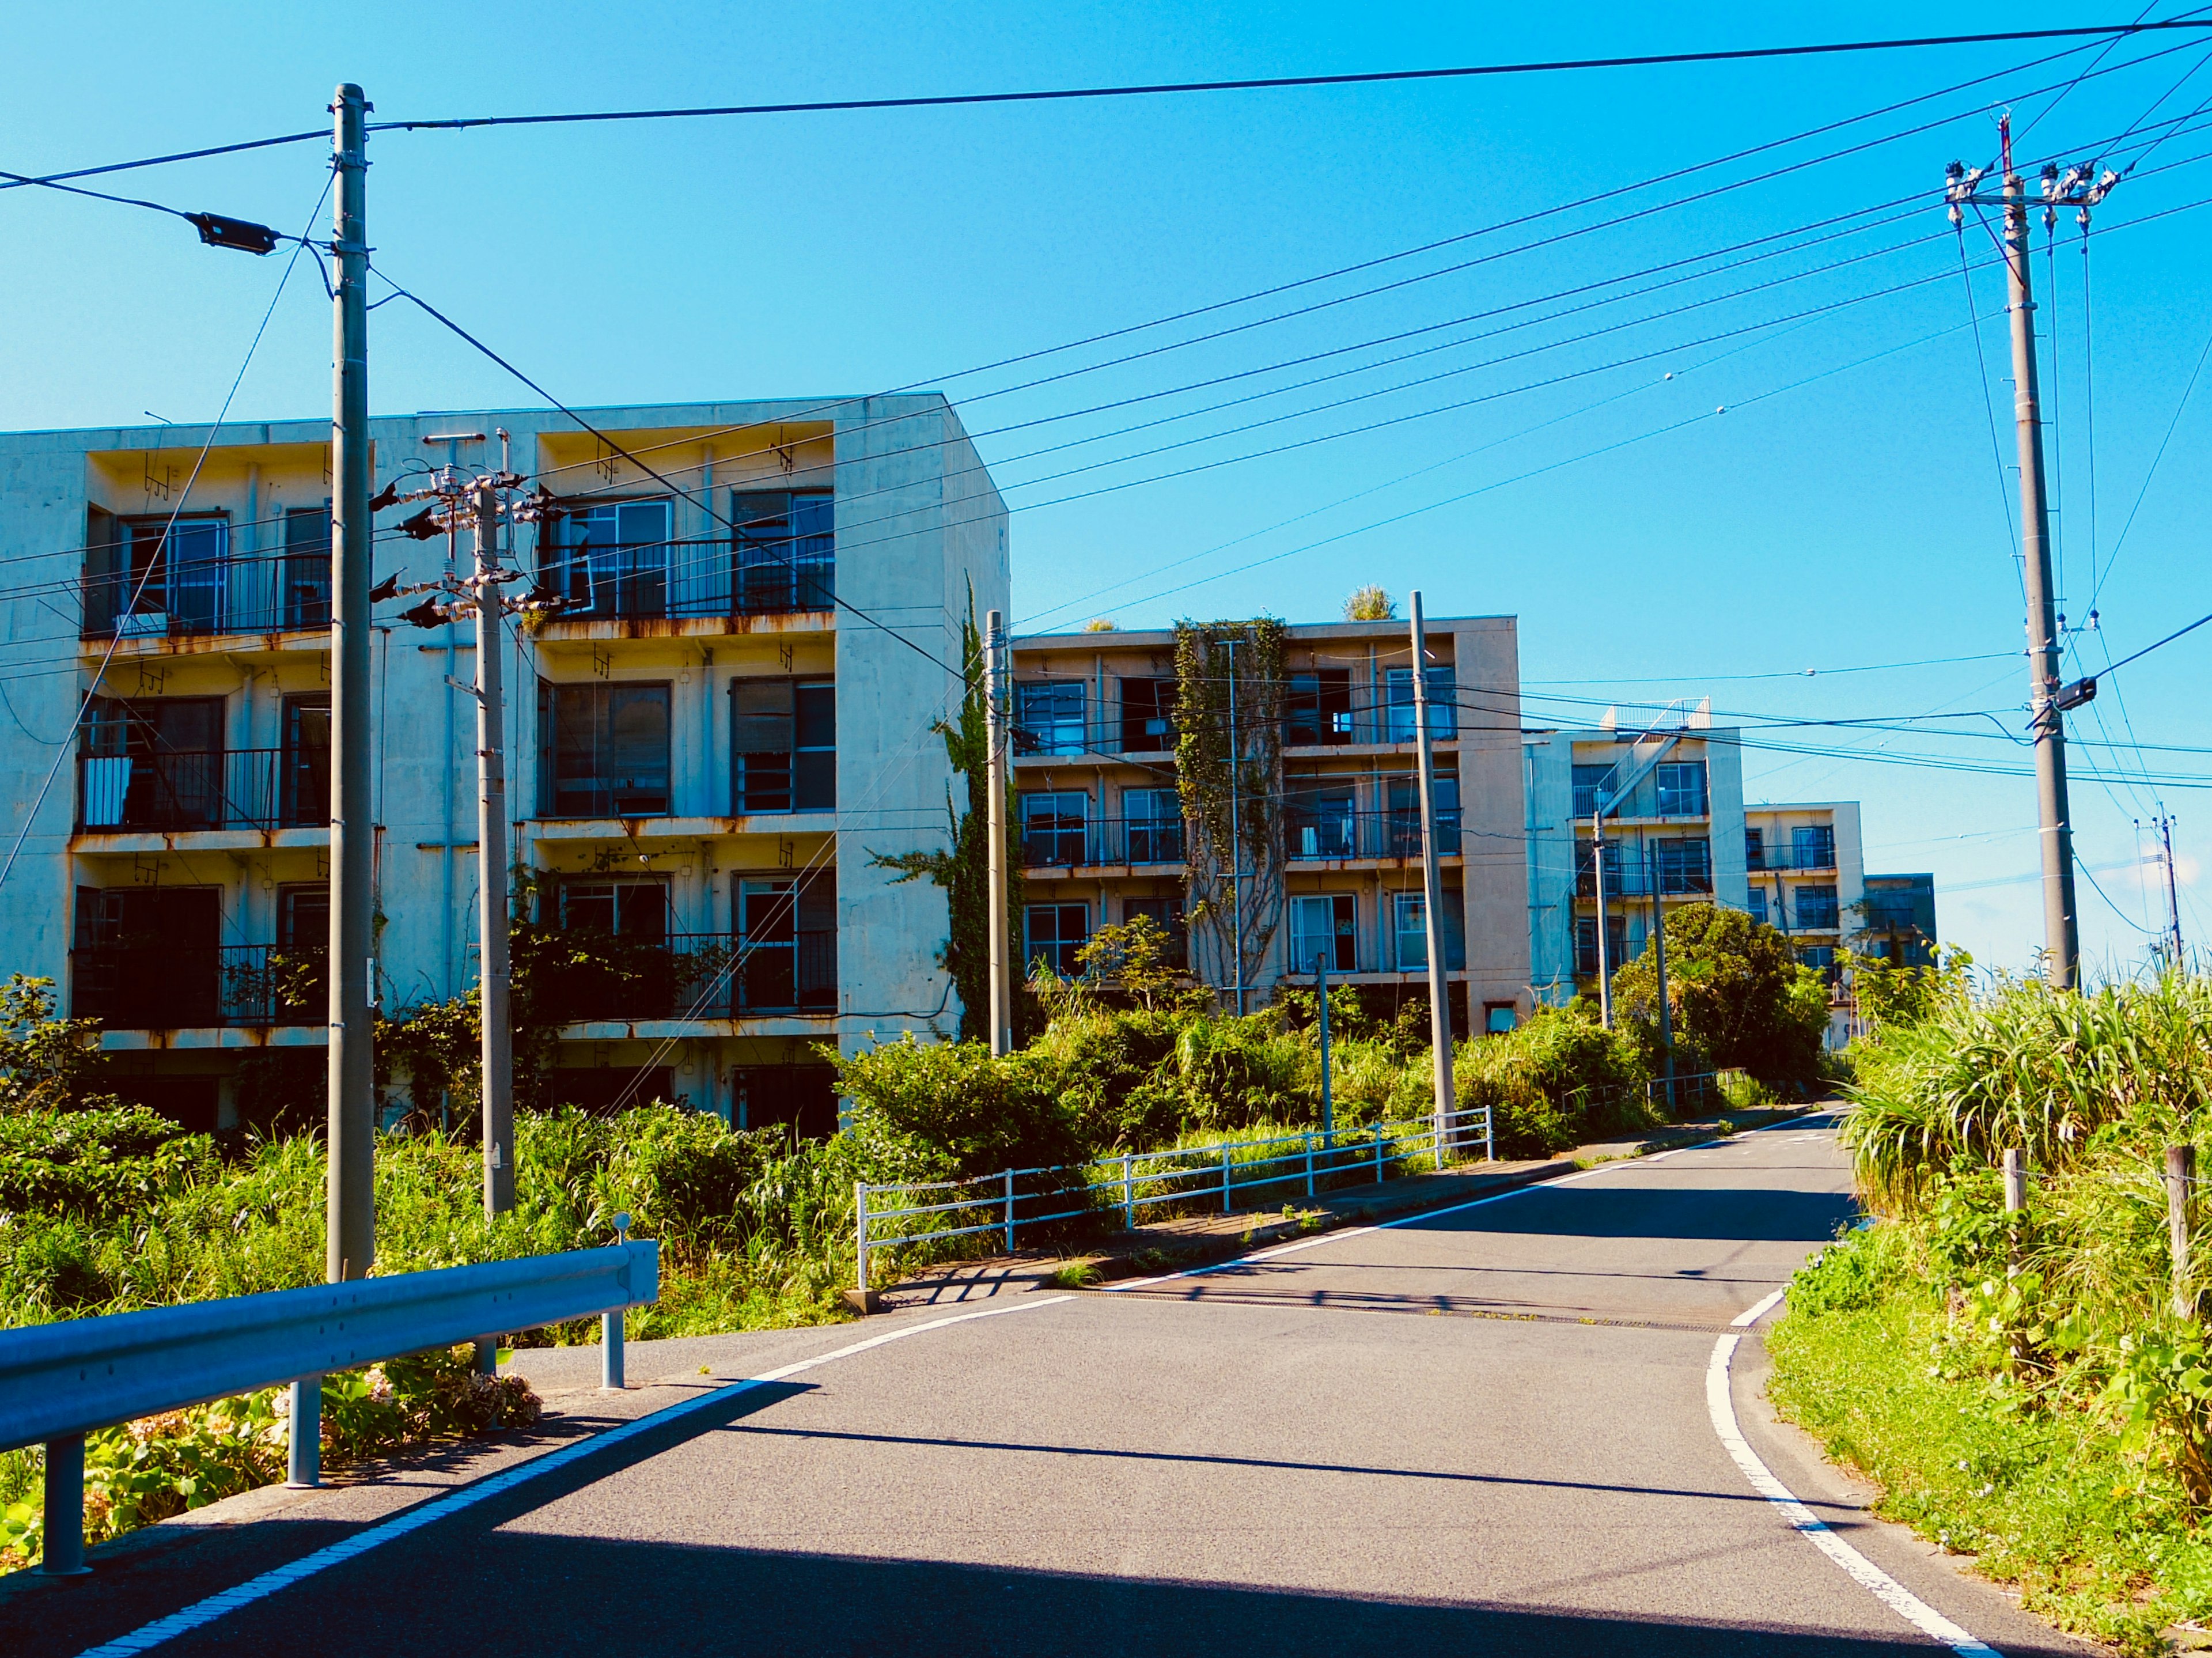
left=1172, top=618, right=1285, bottom=1006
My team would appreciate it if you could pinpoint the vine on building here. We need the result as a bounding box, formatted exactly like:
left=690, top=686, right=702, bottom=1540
left=1172, top=618, right=1286, bottom=1004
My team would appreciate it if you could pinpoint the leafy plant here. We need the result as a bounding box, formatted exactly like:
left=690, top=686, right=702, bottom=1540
left=0, top=976, right=113, bottom=1114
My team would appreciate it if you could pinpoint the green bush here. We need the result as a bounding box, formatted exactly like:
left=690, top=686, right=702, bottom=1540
left=1455, top=1006, right=1653, bottom=1156
left=1610, top=903, right=1828, bottom=1094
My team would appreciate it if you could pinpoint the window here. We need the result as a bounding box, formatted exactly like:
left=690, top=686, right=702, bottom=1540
left=559, top=879, right=669, bottom=939
left=278, top=884, right=329, bottom=951
left=542, top=498, right=673, bottom=620
left=1745, top=827, right=1767, bottom=870
left=731, top=677, right=834, bottom=813
left=736, top=872, right=836, bottom=1012
left=1654, top=760, right=1707, bottom=818
left=1574, top=837, right=1623, bottom=898
left=1014, top=680, right=1086, bottom=755
left=1393, top=891, right=1465, bottom=972
left=537, top=681, right=672, bottom=817
left=1484, top=1002, right=1517, bottom=1035
left=1796, top=884, right=1840, bottom=929
left=1025, top=903, right=1089, bottom=977
left=544, top=1067, right=676, bottom=1112
left=84, top=513, right=230, bottom=637
left=80, top=697, right=223, bottom=830
left=1792, top=824, right=1836, bottom=870
left=284, top=506, right=331, bottom=629
left=1572, top=763, right=1617, bottom=820
left=1385, top=666, right=1457, bottom=741
left=1653, top=837, right=1713, bottom=895
left=1285, top=669, right=1353, bottom=746
left=1118, top=678, right=1176, bottom=752
left=281, top=695, right=329, bottom=827
left=1286, top=784, right=1356, bottom=860
left=1574, top=915, right=1628, bottom=979
left=733, top=490, right=834, bottom=614
left=274, top=883, right=330, bottom=1025
left=1122, top=788, right=1182, bottom=864
left=1290, top=894, right=1358, bottom=974
left=1798, top=944, right=1836, bottom=970
left=1121, top=896, right=1187, bottom=967
left=1746, top=888, right=1769, bottom=925
left=73, top=885, right=220, bottom=1027
left=1385, top=774, right=1459, bottom=856
left=732, top=1063, right=839, bottom=1137
left=1021, top=791, right=1090, bottom=866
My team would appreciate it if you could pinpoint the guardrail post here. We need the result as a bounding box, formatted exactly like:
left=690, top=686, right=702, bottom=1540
left=1374, top=1128, right=1384, bottom=1184
left=1305, top=1131, right=1315, bottom=1199
left=2168, top=1145, right=2196, bottom=1319
left=601, top=1310, right=625, bottom=1390
left=286, top=1377, right=321, bottom=1487
left=40, top=1433, right=89, bottom=1575
left=1120, top=1153, right=1133, bottom=1230
left=1003, top=1168, right=1016, bottom=1252
left=855, top=1180, right=870, bottom=1294
left=1222, top=1145, right=1233, bottom=1213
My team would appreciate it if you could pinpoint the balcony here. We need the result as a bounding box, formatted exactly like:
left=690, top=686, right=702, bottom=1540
left=80, top=552, right=331, bottom=642
left=1286, top=808, right=1461, bottom=862
left=1746, top=850, right=1838, bottom=873
left=1575, top=858, right=1715, bottom=899
left=76, top=749, right=328, bottom=833
left=536, top=539, right=835, bottom=623
left=1021, top=817, right=1187, bottom=869
left=71, top=944, right=326, bottom=1028
left=532, top=931, right=836, bottom=1023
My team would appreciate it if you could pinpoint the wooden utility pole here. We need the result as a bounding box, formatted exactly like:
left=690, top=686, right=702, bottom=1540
left=1409, top=593, right=1456, bottom=1160
left=985, top=610, right=1011, bottom=1055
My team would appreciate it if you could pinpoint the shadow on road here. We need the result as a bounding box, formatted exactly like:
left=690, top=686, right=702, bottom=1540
left=1408, top=1183, right=1858, bottom=1245
left=141, top=1532, right=2078, bottom=1657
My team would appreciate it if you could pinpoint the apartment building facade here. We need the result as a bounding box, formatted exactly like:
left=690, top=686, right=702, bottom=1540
left=0, top=397, right=1006, bottom=1134
left=1741, top=800, right=1865, bottom=976
left=1009, top=616, right=1533, bottom=1032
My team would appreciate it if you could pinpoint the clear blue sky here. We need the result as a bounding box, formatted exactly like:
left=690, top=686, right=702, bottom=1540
left=5, top=1, right=2210, bottom=974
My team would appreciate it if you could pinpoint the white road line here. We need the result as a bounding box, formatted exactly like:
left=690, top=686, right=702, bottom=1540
left=1706, top=1333, right=2001, bottom=1657
left=1732, top=1287, right=1787, bottom=1328
left=74, top=1295, right=1076, bottom=1657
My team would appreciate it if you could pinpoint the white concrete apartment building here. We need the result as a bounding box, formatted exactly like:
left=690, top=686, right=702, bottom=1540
left=1009, top=616, right=1533, bottom=1034
left=1741, top=800, right=1865, bottom=975
left=0, top=398, right=1006, bottom=1135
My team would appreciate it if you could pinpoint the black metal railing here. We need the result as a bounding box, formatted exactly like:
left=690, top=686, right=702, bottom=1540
left=1574, top=861, right=1715, bottom=899
left=1746, top=849, right=1838, bottom=873
left=1285, top=808, right=1461, bottom=861
left=75, top=748, right=329, bottom=832
left=1020, top=817, right=1187, bottom=869
left=534, top=930, right=836, bottom=1023
left=535, top=537, right=836, bottom=623
left=70, top=944, right=326, bottom=1028
left=79, top=553, right=331, bottom=641
left=1573, top=786, right=1711, bottom=820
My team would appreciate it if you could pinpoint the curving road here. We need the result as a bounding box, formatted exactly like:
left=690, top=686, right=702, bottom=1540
left=12, top=1115, right=2086, bottom=1657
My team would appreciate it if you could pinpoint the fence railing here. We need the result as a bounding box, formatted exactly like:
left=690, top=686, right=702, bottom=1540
left=1574, top=862, right=1715, bottom=899
left=534, top=930, right=836, bottom=1023
left=0, top=1240, right=658, bottom=1574
left=536, top=537, right=836, bottom=622
left=1745, top=851, right=1838, bottom=873
left=855, top=1112, right=1495, bottom=1291
left=76, top=748, right=329, bottom=832
left=70, top=944, right=327, bottom=1028
left=79, top=551, right=329, bottom=641
left=1286, top=807, right=1462, bottom=861
left=1020, top=816, right=1186, bottom=869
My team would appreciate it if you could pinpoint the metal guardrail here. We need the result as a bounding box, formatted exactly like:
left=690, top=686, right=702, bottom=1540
left=854, top=1114, right=1495, bottom=1293
left=75, top=748, right=329, bottom=833
left=0, top=1239, right=658, bottom=1576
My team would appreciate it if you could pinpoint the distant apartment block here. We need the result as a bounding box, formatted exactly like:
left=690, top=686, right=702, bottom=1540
left=1009, top=616, right=1533, bottom=1033
left=0, top=399, right=1006, bottom=1133
left=1861, top=872, right=1939, bottom=967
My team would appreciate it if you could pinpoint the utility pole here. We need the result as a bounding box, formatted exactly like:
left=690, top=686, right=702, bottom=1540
left=1948, top=119, right=2110, bottom=990
left=472, top=478, right=514, bottom=1215
left=1313, top=949, right=1334, bottom=1149
left=1592, top=804, right=1612, bottom=1027
left=984, top=610, right=1011, bottom=1055
left=1226, top=637, right=1245, bottom=1017
left=1409, top=593, right=1456, bottom=1161
left=1649, top=841, right=1676, bottom=1112
left=327, top=83, right=374, bottom=1283
left=2160, top=810, right=2185, bottom=970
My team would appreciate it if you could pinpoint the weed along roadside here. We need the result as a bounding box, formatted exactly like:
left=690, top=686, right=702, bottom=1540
left=1764, top=965, right=2212, bottom=1656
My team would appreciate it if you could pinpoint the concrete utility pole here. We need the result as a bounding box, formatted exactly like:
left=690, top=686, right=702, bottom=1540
left=472, top=478, right=514, bottom=1215
left=1313, top=949, right=1334, bottom=1149
left=1948, top=119, right=2110, bottom=990
left=1226, top=637, right=1245, bottom=1017
left=1592, top=807, right=1612, bottom=1027
left=2159, top=812, right=2185, bottom=970
left=327, top=83, right=374, bottom=1282
left=1409, top=593, right=1456, bottom=1160
left=984, top=610, right=1011, bottom=1055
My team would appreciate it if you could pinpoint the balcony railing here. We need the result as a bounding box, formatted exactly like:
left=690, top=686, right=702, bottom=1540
left=80, top=552, right=333, bottom=642
left=1573, top=787, right=1710, bottom=820
left=1746, top=849, right=1838, bottom=873
left=1012, top=699, right=1464, bottom=758
left=1285, top=808, right=1462, bottom=862
left=76, top=749, right=329, bottom=833
left=1020, top=817, right=1187, bottom=869
left=535, top=539, right=835, bottom=623
left=533, top=931, right=836, bottom=1023
left=1574, top=862, right=1715, bottom=899
left=70, top=944, right=326, bottom=1028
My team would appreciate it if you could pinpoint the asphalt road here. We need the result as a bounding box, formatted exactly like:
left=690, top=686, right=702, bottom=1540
left=12, top=1115, right=2090, bottom=1657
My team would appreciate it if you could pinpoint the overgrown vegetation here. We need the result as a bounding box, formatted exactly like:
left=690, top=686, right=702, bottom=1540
left=1770, top=966, right=2212, bottom=1652
left=1173, top=618, right=1286, bottom=995
left=1608, top=903, right=1834, bottom=1096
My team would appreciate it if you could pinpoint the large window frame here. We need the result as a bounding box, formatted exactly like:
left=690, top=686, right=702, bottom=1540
left=540, top=498, right=674, bottom=620
left=1384, top=666, right=1457, bottom=742
left=1014, top=680, right=1087, bottom=756
left=733, top=490, right=834, bottom=615
left=1290, top=893, right=1358, bottom=974
left=730, top=676, right=835, bottom=814
left=736, top=871, right=836, bottom=1012
left=537, top=680, right=673, bottom=818
left=1024, top=902, right=1089, bottom=978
